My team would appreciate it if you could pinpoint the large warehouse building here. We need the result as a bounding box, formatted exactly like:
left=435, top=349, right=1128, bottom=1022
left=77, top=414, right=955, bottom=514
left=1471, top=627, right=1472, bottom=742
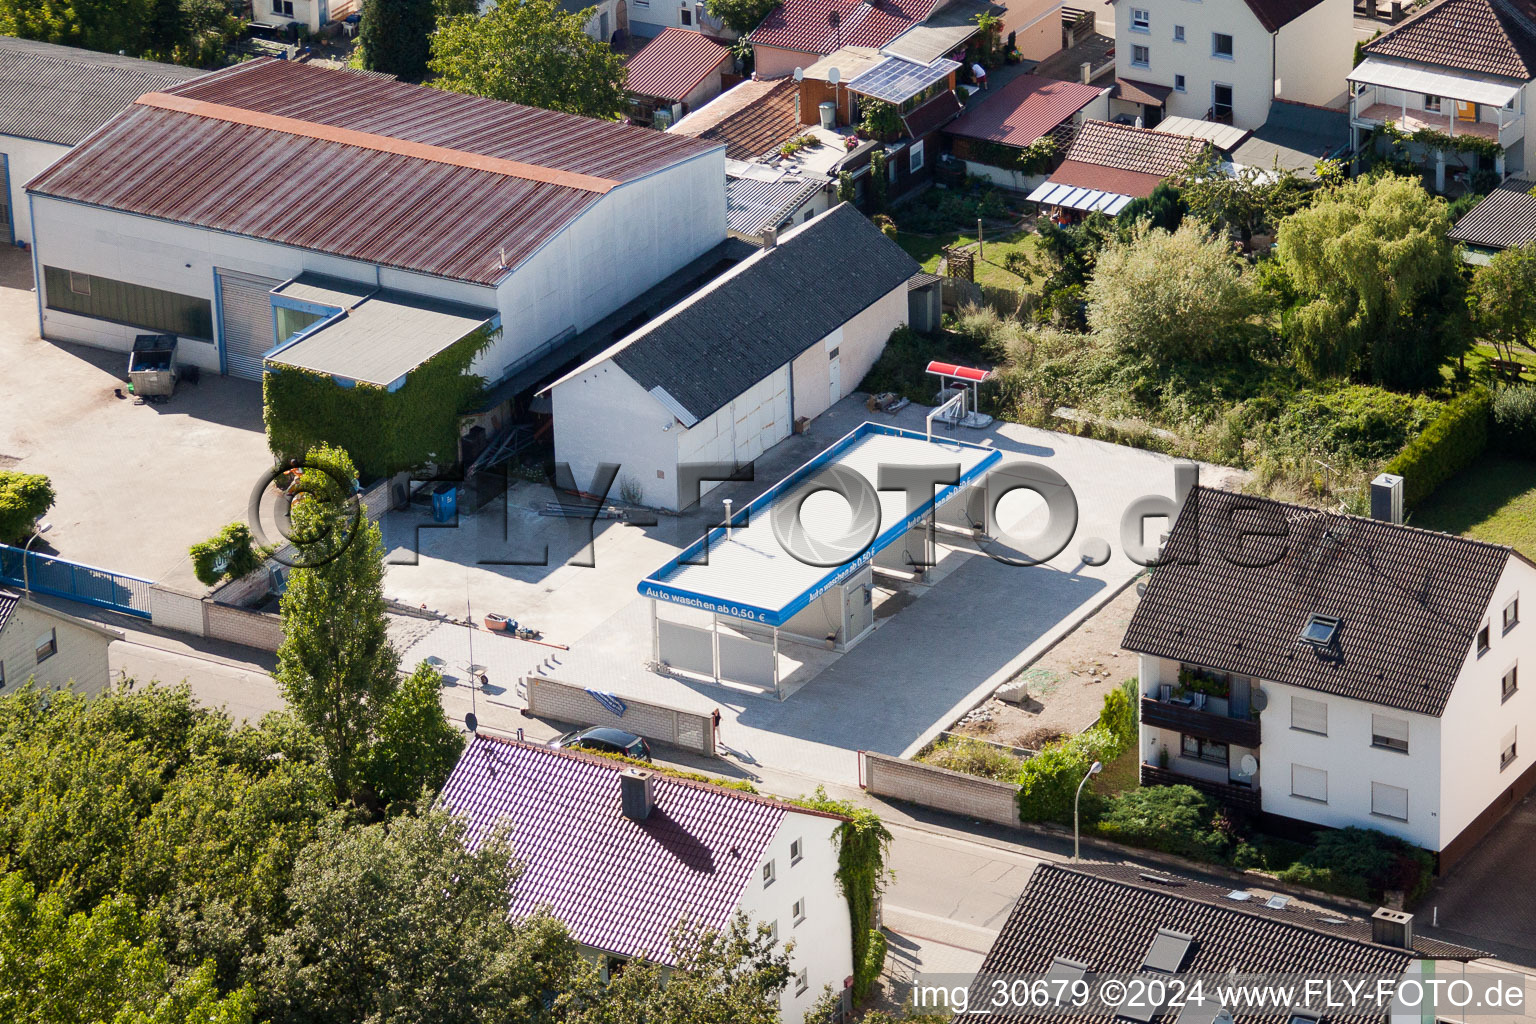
left=25, top=59, right=727, bottom=385
left=545, top=204, right=920, bottom=510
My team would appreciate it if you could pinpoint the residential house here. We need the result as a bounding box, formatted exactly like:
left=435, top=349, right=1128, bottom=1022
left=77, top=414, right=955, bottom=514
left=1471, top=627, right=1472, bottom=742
left=1123, top=481, right=1536, bottom=871
left=544, top=203, right=919, bottom=510
left=438, top=734, right=854, bottom=1020
left=1026, top=119, right=1204, bottom=216
left=1449, top=179, right=1536, bottom=263
left=1350, top=0, right=1536, bottom=189
left=627, top=27, right=735, bottom=127
left=0, top=37, right=202, bottom=246
left=748, top=0, right=1058, bottom=82
left=0, top=589, right=121, bottom=694
left=628, top=0, right=732, bottom=40
left=1109, top=0, right=1351, bottom=131
left=26, top=59, right=726, bottom=397
left=943, top=73, right=1111, bottom=188
left=972, top=861, right=1483, bottom=1024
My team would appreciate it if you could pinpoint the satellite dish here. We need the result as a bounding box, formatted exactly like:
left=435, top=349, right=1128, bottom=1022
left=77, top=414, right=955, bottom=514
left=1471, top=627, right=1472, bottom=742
left=1250, top=686, right=1268, bottom=712
left=1238, top=754, right=1259, bottom=777
left=828, top=66, right=840, bottom=84
left=465, top=712, right=479, bottom=733
left=794, top=66, right=804, bottom=81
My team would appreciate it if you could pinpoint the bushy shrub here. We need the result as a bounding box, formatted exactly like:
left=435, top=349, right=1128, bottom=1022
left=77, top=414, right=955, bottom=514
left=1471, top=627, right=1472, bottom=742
left=1379, top=387, right=1492, bottom=509
left=0, top=472, right=55, bottom=546
left=1094, top=786, right=1230, bottom=861
left=189, top=522, right=266, bottom=588
left=1016, top=726, right=1122, bottom=823
left=1097, top=679, right=1138, bottom=752
left=920, top=736, right=1026, bottom=781
left=1277, top=827, right=1434, bottom=903
left=1491, top=385, right=1536, bottom=455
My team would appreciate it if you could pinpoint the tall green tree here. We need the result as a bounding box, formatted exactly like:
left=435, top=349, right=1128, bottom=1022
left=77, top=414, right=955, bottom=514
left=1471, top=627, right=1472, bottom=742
left=1174, top=151, right=1310, bottom=243
left=1275, top=172, right=1466, bottom=388
left=1470, top=242, right=1536, bottom=366
left=360, top=0, right=437, bottom=81
left=1087, top=221, right=1267, bottom=361
left=0, top=471, right=54, bottom=545
left=572, top=916, right=792, bottom=1024
left=430, top=0, right=629, bottom=119
left=260, top=807, right=592, bottom=1024
left=360, top=660, right=464, bottom=807
left=274, top=445, right=400, bottom=804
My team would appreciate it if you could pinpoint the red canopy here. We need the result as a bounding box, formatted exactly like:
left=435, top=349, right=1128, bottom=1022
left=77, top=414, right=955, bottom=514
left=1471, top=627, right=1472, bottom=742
left=925, top=361, right=991, bottom=383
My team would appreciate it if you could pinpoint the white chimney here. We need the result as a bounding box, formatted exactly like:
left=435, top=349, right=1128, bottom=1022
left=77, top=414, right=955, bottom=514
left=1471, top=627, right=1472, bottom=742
left=1080, top=61, right=1092, bottom=84
left=620, top=768, right=655, bottom=821
left=1371, top=907, right=1414, bottom=949
left=1370, top=473, right=1404, bottom=525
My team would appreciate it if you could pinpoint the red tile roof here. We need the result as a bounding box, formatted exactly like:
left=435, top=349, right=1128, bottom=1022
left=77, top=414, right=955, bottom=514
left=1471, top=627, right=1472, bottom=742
left=28, top=59, right=721, bottom=286
left=749, top=0, right=945, bottom=57
left=1363, top=0, right=1536, bottom=79
left=669, top=77, right=801, bottom=159
left=1048, top=159, right=1167, bottom=197
left=438, top=736, right=844, bottom=961
left=626, top=27, right=733, bottom=101
left=944, top=74, right=1105, bottom=148
left=1063, top=118, right=1204, bottom=176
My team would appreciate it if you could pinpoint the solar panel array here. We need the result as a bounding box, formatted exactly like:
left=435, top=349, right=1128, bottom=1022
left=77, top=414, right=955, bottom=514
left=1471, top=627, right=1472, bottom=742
left=1026, top=180, right=1135, bottom=215
left=847, top=55, right=960, bottom=103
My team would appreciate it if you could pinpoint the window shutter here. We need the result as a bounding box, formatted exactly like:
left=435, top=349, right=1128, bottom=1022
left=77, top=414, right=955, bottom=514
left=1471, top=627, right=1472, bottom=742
left=1371, top=782, right=1408, bottom=820
left=1291, top=696, right=1327, bottom=735
left=1291, top=764, right=1327, bottom=802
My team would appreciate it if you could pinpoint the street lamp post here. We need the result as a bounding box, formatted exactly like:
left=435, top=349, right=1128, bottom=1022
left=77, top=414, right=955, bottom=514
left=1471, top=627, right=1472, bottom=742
left=1074, top=759, right=1103, bottom=861
left=20, top=522, right=51, bottom=595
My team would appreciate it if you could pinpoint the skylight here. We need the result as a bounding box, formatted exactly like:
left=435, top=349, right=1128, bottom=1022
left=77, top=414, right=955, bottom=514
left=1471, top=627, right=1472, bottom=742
left=1300, top=614, right=1341, bottom=646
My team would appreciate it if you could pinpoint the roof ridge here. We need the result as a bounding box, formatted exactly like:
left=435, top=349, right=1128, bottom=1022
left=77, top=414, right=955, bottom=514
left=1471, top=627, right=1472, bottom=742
left=473, top=731, right=853, bottom=821
left=135, top=91, right=620, bottom=194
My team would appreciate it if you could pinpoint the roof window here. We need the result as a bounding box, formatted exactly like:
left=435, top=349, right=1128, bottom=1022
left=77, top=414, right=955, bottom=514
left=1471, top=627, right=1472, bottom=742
left=1300, top=614, right=1341, bottom=646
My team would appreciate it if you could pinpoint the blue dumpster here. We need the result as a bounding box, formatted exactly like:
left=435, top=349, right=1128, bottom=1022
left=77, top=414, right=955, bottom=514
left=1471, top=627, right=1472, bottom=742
left=432, top=484, right=458, bottom=523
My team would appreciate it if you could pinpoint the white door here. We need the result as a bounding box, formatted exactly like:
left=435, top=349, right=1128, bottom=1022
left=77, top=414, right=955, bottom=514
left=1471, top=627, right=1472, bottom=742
left=218, top=269, right=283, bottom=380
left=828, top=349, right=842, bottom=404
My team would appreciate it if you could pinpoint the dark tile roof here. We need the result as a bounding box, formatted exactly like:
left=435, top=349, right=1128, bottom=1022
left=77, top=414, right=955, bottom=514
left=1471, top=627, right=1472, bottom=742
left=971, top=863, right=1482, bottom=1024
left=670, top=77, right=800, bottom=160
left=1363, top=0, right=1536, bottom=79
left=599, top=203, right=918, bottom=421
left=1115, top=77, right=1173, bottom=106
left=0, top=588, right=17, bottom=634
left=749, top=0, right=943, bottom=57
left=945, top=74, right=1105, bottom=148
left=0, top=35, right=203, bottom=146
left=626, top=27, right=732, bottom=102
left=438, top=735, right=845, bottom=963
left=1242, top=0, right=1331, bottom=32
left=28, top=59, right=721, bottom=285
left=1449, top=179, right=1536, bottom=249
left=902, top=89, right=963, bottom=137
left=1122, top=487, right=1516, bottom=717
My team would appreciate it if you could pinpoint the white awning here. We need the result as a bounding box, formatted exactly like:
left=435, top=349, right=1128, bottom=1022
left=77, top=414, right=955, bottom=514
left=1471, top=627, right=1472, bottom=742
left=1026, top=181, right=1135, bottom=215
left=1348, top=57, right=1520, bottom=109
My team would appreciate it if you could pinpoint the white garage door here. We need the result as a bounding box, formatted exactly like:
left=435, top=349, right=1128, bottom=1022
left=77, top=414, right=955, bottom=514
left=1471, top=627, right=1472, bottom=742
left=731, top=368, right=791, bottom=465
left=218, top=269, right=282, bottom=380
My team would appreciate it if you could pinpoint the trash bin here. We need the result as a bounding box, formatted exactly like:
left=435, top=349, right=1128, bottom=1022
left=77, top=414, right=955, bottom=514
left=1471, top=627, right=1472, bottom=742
left=432, top=484, right=458, bottom=523
left=127, top=334, right=178, bottom=396
left=819, top=101, right=836, bottom=130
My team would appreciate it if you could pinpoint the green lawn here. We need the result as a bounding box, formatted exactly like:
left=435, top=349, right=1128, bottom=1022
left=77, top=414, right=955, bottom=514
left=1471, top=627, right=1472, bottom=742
left=1413, top=454, right=1536, bottom=558
left=1442, top=342, right=1536, bottom=386
left=893, top=230, right=1044, bottom=292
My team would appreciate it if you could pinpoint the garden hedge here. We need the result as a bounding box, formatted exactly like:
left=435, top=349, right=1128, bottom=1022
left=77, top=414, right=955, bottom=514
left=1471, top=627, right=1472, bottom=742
left=1380, top=387, right=1491, bottom=509
left=1491, top=385, right=1536, bottom=455
left=0, top=472, right=55, bottom=546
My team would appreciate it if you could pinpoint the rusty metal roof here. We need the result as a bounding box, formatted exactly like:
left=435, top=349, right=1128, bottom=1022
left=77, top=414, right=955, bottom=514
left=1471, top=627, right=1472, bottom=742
left=626, top=27, right=732, bottom=102
left=0, top=35, right=203, bottom=146
left=945, top=74, right=1104, bottom=148
left=27, top=59, right=722, bottom=285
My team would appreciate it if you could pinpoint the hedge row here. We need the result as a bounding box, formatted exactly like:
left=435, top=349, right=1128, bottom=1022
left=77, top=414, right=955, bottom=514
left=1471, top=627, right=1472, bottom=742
left=1380, top=387, right=1492, bottom=510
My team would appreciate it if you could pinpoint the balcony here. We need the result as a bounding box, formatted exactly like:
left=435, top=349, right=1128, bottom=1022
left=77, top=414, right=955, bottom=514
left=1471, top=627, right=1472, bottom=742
left=1141, top=763, right=1262, bottom=814
left=1351, top=85, right=1524, bottom=151
left=1141, top=694, right=1260, bottom=748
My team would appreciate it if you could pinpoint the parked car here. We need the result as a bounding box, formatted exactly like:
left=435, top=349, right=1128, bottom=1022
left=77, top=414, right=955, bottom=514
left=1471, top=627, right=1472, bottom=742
left=550, top=727, right=652, bottom=761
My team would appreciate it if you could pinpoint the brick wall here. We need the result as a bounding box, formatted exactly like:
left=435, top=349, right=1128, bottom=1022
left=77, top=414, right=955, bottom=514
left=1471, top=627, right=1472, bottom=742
left=525, top=677, right=715, bottom=755
left=148, top=586, right=207, bottom=636
left=863, top=750, right=1020, bottom=826
left=204, top=603, right=284, bottom=653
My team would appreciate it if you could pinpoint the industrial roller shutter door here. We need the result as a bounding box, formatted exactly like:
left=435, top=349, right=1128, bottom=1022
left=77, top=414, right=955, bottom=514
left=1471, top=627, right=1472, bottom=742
left=218, top=269, right=282, bottom=380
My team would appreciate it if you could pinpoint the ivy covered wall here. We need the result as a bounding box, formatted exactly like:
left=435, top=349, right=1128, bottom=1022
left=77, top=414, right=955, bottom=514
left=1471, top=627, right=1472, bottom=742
left=264, top=325, right=496, bottom=480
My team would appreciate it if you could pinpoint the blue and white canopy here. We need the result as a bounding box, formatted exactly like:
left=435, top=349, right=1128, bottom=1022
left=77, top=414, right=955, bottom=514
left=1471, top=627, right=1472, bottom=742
left=1025, top=180, right=1134, bottom=215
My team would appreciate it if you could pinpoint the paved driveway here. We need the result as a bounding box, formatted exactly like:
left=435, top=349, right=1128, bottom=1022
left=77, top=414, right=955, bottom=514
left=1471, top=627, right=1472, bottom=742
left=0, top=248, right=271, bottom=588
left=1423, top=795, right=1536, bottom=967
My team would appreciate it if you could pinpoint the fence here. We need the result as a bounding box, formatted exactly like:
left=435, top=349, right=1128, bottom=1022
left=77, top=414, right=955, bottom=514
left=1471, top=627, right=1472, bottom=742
left=0, top=544, right=153, bottom=618
left=525, top=676, right=717, bottom=756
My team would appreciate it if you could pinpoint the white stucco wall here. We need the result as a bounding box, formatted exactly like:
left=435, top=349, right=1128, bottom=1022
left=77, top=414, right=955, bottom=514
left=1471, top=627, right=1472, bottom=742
left=1436, top=555, right=1536, bottom=849
left=789, top=283, right=906, bottom=421
left=1115, top=0, right=1274, bottom=129
left=1272, top=0, right=1351, bottom=111
left=549, top=360, right=679, bottom=509
left=737, top=811, right=853, bottom=1022
left=0, top=601, right=116, bottom=695
left=1005, top=0, right=1065, bottom=62
left=2, top=135, right=71, bottom=245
